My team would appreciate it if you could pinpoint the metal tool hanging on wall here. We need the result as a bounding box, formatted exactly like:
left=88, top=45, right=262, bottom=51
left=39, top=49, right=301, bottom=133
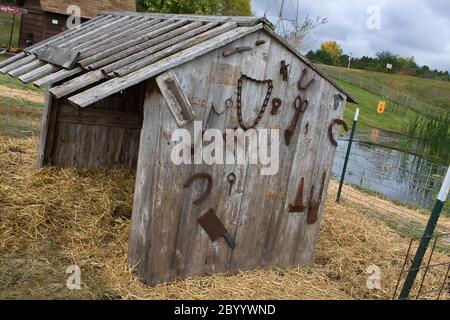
left=198, top=209, right=236, bottom=249
left=308, top=172, right=327, bottom=225
left=289, top=177, right=306, bottom=213
left=280, top=60, right=289, bottom=81
left=328, top=119, right=349, bottom=147
left=298, top=68, right=315, bottom=91
left=236, top=74, right=273, bottom=130
left=183, top=173, right=213, bottom=205
left=271, top=98, right=282, bottom=115
left=227, top=173, right=236, bottom=196
left=285, top=95, right=308, bottom=146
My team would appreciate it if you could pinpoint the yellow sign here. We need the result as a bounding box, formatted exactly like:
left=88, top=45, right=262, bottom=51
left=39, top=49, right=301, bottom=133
left=377, top=101, right=386, bottom=113
left=371, top=129, right=380, bottom=141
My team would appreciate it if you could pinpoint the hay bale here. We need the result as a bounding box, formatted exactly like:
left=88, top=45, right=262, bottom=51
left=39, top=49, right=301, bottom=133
left=0, top=136, right=448, bottom=300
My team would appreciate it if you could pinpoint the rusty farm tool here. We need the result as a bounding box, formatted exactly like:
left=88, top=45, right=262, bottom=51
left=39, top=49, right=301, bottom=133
left=280, top=60, right=289, bottom=81
left=307, top=172, right=327, bottom=224
left=198, top=209, right=236, bottom=249
left=227, top=173, right=236, bottom=196
left=183, top=173, right=213, bottom=205
left=271, top=98, right=282, bottom=115
left=328, top=119, right=349, bottom=147
left=289, top=177, right=306, bottom=213
left=298, top=68, right=315, bottom=91
left=284, top=95, right=308, bottom=146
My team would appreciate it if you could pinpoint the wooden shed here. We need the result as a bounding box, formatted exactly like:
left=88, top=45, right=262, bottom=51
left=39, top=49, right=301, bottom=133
left=17, top=0, right=136, bottom=48
left=0, top=12, right=357, bottom=285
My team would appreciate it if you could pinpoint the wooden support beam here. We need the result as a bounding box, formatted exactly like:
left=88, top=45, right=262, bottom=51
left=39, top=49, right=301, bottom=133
left=0, top=52, right=26, bottom=69
left=113, top=22, right=237, bottom=77
left=156, top=70, right=195, bottom=127
left=27, top=15, right=114, bottom=53
left=79, top=19, right=185, bottom=68
left=50, top=70, right=105, bottom=98
left=99, top=21, right=214, bottom=75
left=18, top=64, right=60, bottom=84
left=0, top=55, right=35, bottom=73
left=8, top=60, right=45, bottom=77
left=33, top=67, right=83, bottom=88
left=69, top=24, right=263, bottom=107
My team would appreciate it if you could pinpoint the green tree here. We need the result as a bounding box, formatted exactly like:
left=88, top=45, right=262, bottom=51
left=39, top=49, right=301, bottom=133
left=136, top=0, right=252, bottom=16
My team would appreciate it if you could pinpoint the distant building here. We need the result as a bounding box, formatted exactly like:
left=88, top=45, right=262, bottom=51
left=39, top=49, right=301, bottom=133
left=17, top=0, right=136, bottom=48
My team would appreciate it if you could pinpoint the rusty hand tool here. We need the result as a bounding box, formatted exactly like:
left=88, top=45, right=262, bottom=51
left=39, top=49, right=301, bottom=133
left=271, top=98, right=282, bottom=115
left=227, top=173, right=236, bottom=196
left=223, top=46, right=253, bottom=57
left=328, top=119, right=349, bottom=147
left=298, top=68, right=315, bottom=91
left=280, top=60, right=289, bottom=81
left=289, top=177, right=306, bottom=213
left=183, top=173, right=213, bottom=205
left=198, top=209, right=236, bottom=249
left=307, top=172, right=326, bottom=224
left=284, top=96, right=308, bottom=146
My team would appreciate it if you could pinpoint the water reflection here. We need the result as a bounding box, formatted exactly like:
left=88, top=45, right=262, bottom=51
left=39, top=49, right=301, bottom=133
left=332, top=140, right=447, bottom=210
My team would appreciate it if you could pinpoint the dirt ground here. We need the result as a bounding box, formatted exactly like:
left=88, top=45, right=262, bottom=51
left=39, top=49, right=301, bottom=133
left=0, top=136, right=448, bottom=300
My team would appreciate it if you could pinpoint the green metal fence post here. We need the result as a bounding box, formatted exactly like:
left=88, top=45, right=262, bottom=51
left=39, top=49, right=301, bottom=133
left=336, top=108, right=359, bottom=203
left=398, top=166, right=450, bottom=299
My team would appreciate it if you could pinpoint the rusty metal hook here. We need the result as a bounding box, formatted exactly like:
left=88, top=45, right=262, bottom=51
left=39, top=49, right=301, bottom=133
left=328, top=119, right=349, bottom=147
left=298, top=68, right=315, bottom=91
left=183, top=173, right=213, bottom=205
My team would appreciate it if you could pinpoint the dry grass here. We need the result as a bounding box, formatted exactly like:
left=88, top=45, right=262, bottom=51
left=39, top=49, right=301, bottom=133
left=0, top=136, right=448, bottom=300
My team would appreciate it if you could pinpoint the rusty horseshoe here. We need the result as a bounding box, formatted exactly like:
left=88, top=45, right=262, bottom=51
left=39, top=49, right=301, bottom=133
left=183, top=173, right=213, bottom=205
left=298, top=68, right=315, bottom=91
left=328, top=119, right=349, bottom=147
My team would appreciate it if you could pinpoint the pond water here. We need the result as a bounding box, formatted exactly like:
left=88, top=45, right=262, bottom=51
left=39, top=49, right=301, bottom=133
left=331, top=139, right=448, bottom=210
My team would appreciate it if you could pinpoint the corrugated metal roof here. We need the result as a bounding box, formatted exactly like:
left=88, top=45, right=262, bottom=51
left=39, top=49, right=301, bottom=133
left=0, top=12, right=357, bottom=107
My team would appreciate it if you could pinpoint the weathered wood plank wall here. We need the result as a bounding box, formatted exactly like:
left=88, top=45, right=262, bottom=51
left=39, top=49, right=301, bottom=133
left=42, top=84, right=145, bottom=169
left=129, top=30, right=347, bottom=285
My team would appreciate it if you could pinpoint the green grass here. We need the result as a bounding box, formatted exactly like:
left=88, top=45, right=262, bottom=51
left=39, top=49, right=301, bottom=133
left=0, top=13, right=21, bottom=49
left=0, top=72, right=44, bottom=94
left=338, top=80, right=420, bottom=132
left=321, top=64, right=450, bottom=110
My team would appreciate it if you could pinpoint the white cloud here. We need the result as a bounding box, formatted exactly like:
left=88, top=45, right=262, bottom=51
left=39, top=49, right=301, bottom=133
left=252, top=0, right=450, bottom=71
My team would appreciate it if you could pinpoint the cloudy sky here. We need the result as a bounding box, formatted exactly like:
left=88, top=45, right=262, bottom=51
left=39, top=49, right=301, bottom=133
left=251, top=0, right=450, bottom=71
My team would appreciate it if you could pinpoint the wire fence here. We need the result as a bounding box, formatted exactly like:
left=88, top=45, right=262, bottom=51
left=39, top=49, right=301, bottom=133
left=0, top=87, right=43, bottom=137
left=319, top=64, right=447, bottom=118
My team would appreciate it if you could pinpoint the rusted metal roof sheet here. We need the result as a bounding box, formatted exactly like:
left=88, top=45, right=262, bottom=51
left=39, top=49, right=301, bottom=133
left=0, top=12, right=357, bottom=107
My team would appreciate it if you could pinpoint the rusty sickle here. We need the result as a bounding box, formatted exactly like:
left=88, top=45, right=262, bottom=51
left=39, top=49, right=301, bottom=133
left=284, top=96, right=308, bottom=146
left=289, top=177, right=306, bottom=213
left=183, top=173, right=213, bottom=205
left=328, top=119, right=349, bottom=147
left=298, top=68, right=315, bottom=91
left=307, top=172, right=327, bottom=224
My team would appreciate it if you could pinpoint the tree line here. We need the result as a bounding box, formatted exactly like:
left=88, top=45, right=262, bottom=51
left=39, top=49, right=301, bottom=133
left=306, top=41, right=450, bottom=82
left=136, top=0, right=252, bottom=16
